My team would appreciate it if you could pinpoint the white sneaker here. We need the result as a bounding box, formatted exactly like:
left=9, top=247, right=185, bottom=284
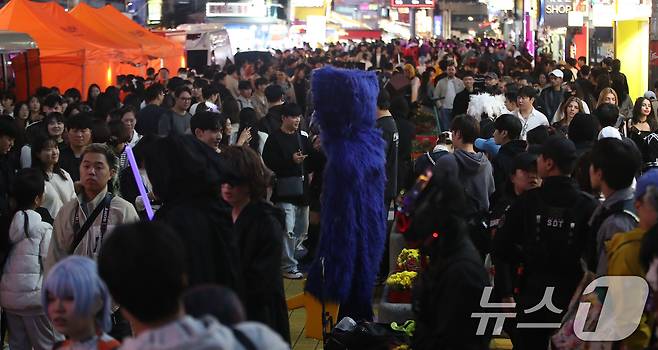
left=282, top=270, right=304, bottom=279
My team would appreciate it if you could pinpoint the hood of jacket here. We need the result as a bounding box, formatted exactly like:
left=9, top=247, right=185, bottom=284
left=145, top=135, right=234, bottom=203
left=119, top=316, right=236, bottom=350
left=453, top=149, right=489, bottom=175
left=119, top=316, right=289, bottom=350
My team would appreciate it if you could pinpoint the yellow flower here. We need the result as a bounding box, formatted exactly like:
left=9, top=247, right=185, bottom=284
left=386, top=271, right=418, bottom=289
left=396, top=249, right=421, bottom=267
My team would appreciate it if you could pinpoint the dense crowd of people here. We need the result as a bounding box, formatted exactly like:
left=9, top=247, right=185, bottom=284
left=0, top=36, right=655, bottom=349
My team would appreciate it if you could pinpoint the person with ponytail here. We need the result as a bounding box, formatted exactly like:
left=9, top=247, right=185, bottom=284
left=0, top=168, right=61, bottom=350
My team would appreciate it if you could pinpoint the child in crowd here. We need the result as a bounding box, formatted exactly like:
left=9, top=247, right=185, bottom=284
left=43, top=256, right=119, bottom=350
left=0, top=168, right=61, bottom=350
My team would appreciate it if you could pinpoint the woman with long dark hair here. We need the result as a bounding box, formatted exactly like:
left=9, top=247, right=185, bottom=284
left=627, top=97, right=657, bottom=162
left=12, top=102, right=29, bottom=130
left=236, top=107, right=263, bottom=153
left=27, top=96, right=42, bottom=126
left=86, top=83, right=101, bottom=109
left=418, top=67, right=437, bottom=108
left=20, top=113, right=65, bottom=169
left=220, top=145, right=289, bottom=344
left=30, top=134, right=75, bottom=218
left=10, top=101, right=30, bottom=148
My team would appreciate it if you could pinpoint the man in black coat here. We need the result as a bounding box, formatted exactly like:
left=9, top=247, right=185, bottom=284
left=233, top=200, right=291, bottom=343
left=535, top=70, right=564, bottom=122
left=452, top=72, right=477, bottom=118
left=375, top=89, right=399, bottom=208
left=135, top=84, right=166, bottom=137
left=493, top=136, right=597, bottom=349
left=258, top=85, right=287, bottom=135
left=390, top=96, right=415, bottom=192
left=491, top=114, right=527, bottom=203
left=145, top=135, right=242, bottom=295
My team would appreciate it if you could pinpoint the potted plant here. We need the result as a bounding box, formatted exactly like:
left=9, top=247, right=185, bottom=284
left=386, top=271, right=417, bottom=303
left=396, top=248, right=421, bottom=272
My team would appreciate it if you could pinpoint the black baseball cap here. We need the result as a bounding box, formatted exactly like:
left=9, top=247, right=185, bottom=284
left=537, top=135, right=577, bottom=163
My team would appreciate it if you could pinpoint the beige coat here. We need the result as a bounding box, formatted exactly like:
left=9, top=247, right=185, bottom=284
left=45, top=187, right=139, bottom=275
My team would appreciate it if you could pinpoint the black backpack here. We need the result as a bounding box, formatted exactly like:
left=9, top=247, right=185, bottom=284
left=324, top=321, right=410, bottom=350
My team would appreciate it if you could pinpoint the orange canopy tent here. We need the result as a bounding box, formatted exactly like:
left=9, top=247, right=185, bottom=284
left=40, top=0, right=146, bottom=82
left=71, top=3, right=174, bottom=60
left=88, top=4, right=185, bottom=73
left=0, top=0, right=142, bottom=95
left=41, top=1, right=144, bottom=63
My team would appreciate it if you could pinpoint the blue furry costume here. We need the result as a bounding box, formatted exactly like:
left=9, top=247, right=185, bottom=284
left=305, top=67, right=387, bottom=320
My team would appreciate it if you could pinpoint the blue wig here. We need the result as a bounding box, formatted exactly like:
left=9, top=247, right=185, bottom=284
left=305, top=66, right=386, bottom=320
left=43, top=256, right=113, bottom=333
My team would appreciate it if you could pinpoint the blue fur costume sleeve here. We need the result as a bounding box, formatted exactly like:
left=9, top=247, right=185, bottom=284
left=304, top=66, right=387, bottom=320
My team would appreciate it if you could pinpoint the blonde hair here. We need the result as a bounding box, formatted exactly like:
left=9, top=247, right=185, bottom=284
left=403, top=64, right=416, bottom=80
left=555, top=96, right=584, bottom=125
left=597, top=87, right=619, bottom=108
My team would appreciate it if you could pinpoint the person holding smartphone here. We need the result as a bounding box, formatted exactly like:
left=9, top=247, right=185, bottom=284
left=262, top=103, right=316, bottom=279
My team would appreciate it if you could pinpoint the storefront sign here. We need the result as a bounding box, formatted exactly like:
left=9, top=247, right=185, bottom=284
left=433, top=15, right=442, bottom=37
left=543, top=0, right=574, bottom=27
left=147, top=0, right=162, bottom=24
left=206, top=2, right=268, bottom=17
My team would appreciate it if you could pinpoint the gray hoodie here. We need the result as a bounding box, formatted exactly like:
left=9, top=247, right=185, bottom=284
left=434, top=149, right=495, bottom=214
left=119, top=316, right=290, bottom=350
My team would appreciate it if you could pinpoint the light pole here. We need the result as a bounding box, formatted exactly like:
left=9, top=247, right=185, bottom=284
left=410, top=8, right=416, bottom=38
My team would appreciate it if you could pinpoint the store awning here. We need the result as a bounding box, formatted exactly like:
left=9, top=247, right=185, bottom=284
left=328, top=11, right=371, bottom=30
left=339, top=29, right=382, bottom=40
